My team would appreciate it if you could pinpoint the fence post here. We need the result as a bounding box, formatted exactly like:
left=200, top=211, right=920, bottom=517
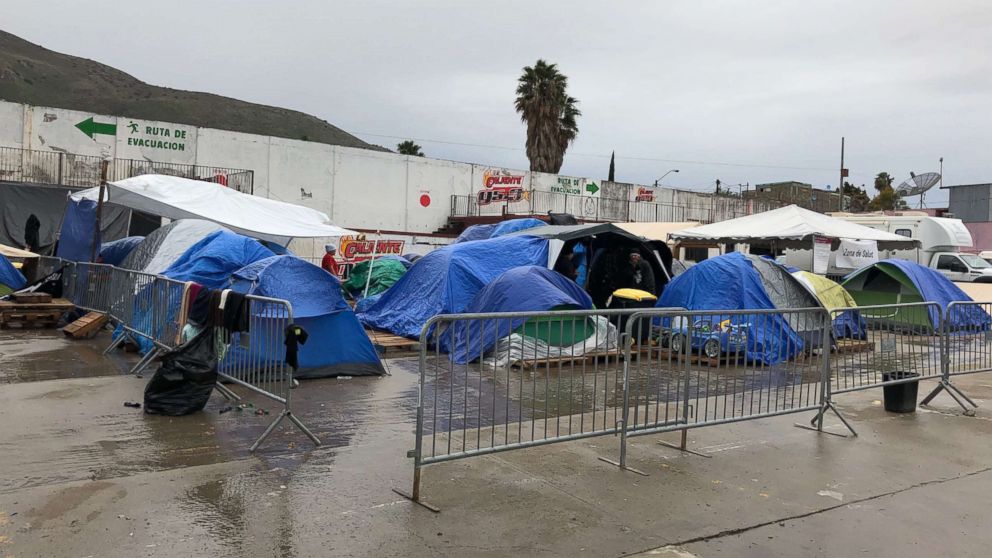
left=57, top=153, right=64, bottom=185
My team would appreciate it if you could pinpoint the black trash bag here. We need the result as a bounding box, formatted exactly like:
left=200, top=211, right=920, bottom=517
left=144, top=329, right=219, bottom=416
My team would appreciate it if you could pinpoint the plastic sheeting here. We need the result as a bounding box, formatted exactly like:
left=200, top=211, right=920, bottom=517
left=0, top=254, right=26, bottom=291
left=73, top=175, right=355, bottom=245
left=162, top=230, right=275, bottom=289
left=56, top=197, right=130, bottom=262
left=358, top=235, right=550, bottom=339
left=484, top=316, right=617, bottom=369
left=455, top=218, right=546, bottom=244
left=229, top=256, right=383, bottom=377
left=342, top=256, right=409, bottom=298
left=656, top=252, right=806, bottom=364
left=99, top=236, right=144, bottom=266
left=121, top=220, right=228, bottom=274
left=443, top=266, right=594, bottom=363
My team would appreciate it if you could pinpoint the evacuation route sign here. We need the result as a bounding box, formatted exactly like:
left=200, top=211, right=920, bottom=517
left=74, top=117, right=117, bottom=139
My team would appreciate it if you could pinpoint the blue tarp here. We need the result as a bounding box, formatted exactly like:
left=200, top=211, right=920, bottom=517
left=56, top=198, right=98, bottom=262
left=444, top=266, right=593, bottom=363
left=455, top=218, right=545, bottom=243
left=99, top=236, right=144, bottom=266
left=228, top=256, right=383, bottom=377
left=162, top=230, right=275, bottom=289
left=0, top=254, right=26, bottom=290
left=857, top=259, right=990, bottom=329
left=358, top=235, right=550, bottom=338
left=656, top=252, right=805, bottom=364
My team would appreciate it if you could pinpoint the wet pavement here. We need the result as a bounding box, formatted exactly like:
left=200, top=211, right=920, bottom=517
left=3, top=328, right=992, bottom=556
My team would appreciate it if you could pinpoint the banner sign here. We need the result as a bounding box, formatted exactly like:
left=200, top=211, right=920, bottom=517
left=813, top=236, right=832, bottom=275
left=835, top=239, right=878, bottom=269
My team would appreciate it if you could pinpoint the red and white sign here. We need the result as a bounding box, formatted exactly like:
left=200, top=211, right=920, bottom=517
left=335, top=235, right=406, bottom=279
left=477, top=168, right=527, bottom=205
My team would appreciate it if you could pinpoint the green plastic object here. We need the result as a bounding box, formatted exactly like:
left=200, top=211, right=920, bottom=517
left=343, top=258, right=408, bottom=297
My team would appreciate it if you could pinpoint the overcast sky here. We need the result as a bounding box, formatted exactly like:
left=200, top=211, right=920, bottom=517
left=6, top=0, right=991, bottom=206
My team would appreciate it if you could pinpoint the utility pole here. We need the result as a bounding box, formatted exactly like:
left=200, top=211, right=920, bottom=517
left=838, top=137, right=846, bottom=212
left=90, top=160, right=109, bottom=262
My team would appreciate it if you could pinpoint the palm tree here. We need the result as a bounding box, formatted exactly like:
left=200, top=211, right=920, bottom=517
left=873, top=172, right=894, bottom=192
left=397, top=140, right=424, bottom=156
left=515, top=60, right=580, bottom=173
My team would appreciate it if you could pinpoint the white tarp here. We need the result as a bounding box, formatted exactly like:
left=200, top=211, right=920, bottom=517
left=668, top=205, right=921, bottom=250
left=483, top=316, right=617, bottom=369
left=72, top=174, right=355, bottom=245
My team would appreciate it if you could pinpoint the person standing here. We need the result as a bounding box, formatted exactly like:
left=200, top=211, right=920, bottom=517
left=321, top=244, right=341, bottom=277
left=24, top=214, right=40, bottom=252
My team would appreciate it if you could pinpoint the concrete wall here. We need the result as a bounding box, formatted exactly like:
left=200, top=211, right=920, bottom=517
left=0, top=100, right=765, bottom=261
left=948, top=184, right=992, bottom=223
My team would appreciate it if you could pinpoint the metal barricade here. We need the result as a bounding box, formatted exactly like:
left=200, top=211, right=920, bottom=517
left=617, top=307, right=831, bottom=469
left=404, top=309, right=674, bottom=506
left=828, top=303, right=943, bottom=390
left=70, top=262, right=116, bottom=314
left=216, top=295, right=321, bottom=451
left=928, top=301, right=992, bottom=410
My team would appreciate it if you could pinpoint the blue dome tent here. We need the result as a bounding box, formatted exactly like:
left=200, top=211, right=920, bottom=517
left=99, top=236, right=144, bottom=266
left=455, top=218, right=545, bottom=244
left=358, top=235, right=550, bottom=339
left=656, top=252, right=823, bottom=364
left=162, top=230, right=275, bottom=289
left=228, top=256, right=384, bottom=378
left=443, top=266, right=594, bottom=363
left=0, top=254, right=26, bottom=296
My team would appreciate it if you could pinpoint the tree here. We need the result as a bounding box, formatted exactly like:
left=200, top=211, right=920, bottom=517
left=868, top=172, right=908, bottom=211
left=396, top=140, right=424, bottom=156
left=842, top=182, right=871, bottom=212
left=873, top=172, right=894, bottom=193
left=515, top=59, right=581, bottom=173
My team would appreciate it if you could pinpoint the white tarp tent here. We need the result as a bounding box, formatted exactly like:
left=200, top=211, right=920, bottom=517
left=669, top=205, right=921, bottom=250
left=72, top=174, right=355, bottom=245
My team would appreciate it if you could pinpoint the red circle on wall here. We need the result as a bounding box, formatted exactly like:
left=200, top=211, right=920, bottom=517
left=419, top=194, right=431, bottom=207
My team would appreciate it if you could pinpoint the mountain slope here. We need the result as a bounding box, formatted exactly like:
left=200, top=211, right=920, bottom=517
left=0, top=30, right=386, bottom=151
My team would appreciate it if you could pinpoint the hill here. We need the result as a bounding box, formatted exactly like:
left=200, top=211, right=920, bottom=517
left=0, top=30, right=387, bottom=151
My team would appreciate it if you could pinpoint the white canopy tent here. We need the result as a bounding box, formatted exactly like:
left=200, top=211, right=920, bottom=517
left=72, top=174, right=355, bottom=245
left=668, top=205, right=921, bottom=250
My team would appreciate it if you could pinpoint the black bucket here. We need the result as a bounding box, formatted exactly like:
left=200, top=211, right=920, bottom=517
left=881, top=371, right=920, bottom=413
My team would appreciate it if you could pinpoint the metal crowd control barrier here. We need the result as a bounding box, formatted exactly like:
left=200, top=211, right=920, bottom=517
left=929, top=301, right=992, bottom=410
left=54, top=261, right=316, bottom=451
left=399, top=308, right=685, bottom=509
left=825, top=302, right=946, bottom=424
left=216, top=295, right=321, bottom=452
left=617, top=307, right=833, bottom=471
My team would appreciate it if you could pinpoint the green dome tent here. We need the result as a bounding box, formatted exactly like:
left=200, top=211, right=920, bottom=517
left=342, top=257, right=409, bottom=298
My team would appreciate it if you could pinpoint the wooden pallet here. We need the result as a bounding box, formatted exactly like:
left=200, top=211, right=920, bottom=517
left=834, top=339, right=874, bottom=354
left=0, top=298, right=74, bottom=329
left=517, top=355, right=590, bottom=370
left=365, top=328, right=418, bottom=352
left=654, top=348, right=744, bottom=368
left=61, top=311, right=109, bottom=339
left=11, top=292, right=52, bottom=304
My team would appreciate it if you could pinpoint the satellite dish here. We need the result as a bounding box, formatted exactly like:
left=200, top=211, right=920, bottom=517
left=895, top=171, right=940, bottom=207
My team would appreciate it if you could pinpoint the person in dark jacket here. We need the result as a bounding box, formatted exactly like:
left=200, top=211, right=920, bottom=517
left=627, top=252, right=656, bottom=294
left=24, top=214, right=40, bottom=252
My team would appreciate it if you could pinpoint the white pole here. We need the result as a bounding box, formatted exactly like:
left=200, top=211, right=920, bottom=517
left=363, top=230, right=381, bottom=299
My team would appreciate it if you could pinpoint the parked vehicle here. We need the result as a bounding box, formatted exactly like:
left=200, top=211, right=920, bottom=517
left=670, top=318, right=748, bottom=358
left=785, top=212, right=992, bottom=282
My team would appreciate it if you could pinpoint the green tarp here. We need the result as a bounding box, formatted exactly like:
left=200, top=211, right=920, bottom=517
left=343, top=258, right=408, bottom=298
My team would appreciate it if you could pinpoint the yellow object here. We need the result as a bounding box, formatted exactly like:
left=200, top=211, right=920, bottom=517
left=612, top=288, right=658, bottom=302
left=11, top=262, right=23, bottom=269
left=793, top=270, right=858, bottom=310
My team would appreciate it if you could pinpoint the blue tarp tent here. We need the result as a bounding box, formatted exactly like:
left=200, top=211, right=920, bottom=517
left=455, top=218, right=545, bottom=244
left=358, top=235, right=550, bottom=338
left=122, top=230, right=276, bottom=353
left=162, top=230, right=275, bottom=289
left=56, top=198, right=99, bottom=262
left=0, top=254, right=26, bottom=293
left=228, top=256, right=384, bottom=377
left=444, top=266, right=593, bottom=363
left=656, top=252, right=815, bottom=364
left=843, top=259, right=991, bottom=330
left=99, top=236, right=144, bottom=266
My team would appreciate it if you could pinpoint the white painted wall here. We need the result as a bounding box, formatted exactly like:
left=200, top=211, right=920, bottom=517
left=0, top=100, right=763, bottom=262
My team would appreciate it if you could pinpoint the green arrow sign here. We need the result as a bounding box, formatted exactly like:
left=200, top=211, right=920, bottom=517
left=74, top=117, right=117, bottom=139
left=586, top=181, right=599, bottom=195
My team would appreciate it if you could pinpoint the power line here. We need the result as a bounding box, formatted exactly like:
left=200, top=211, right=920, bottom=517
left=355, top=131, right=846, bottom=173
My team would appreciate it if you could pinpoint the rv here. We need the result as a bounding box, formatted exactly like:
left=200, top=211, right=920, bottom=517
left=785, top=212, right=992, bottom=282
